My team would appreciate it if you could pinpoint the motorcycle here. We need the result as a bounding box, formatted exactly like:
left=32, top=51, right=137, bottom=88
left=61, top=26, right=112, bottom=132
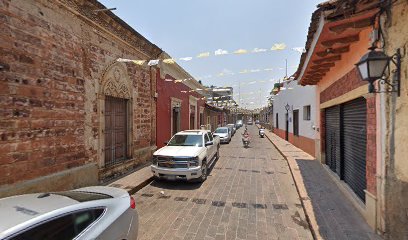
left=259, top=128, right=265, bottom=138
left=242, top=134, right=250, bottom=148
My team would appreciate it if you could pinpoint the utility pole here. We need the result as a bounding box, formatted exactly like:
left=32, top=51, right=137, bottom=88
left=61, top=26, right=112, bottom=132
left=259, top=88, right=261, bottom=107
left=238, top=79, right=241, bottom=107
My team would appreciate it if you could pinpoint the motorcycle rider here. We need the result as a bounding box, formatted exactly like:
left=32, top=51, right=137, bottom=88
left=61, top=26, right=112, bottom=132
left=259, top=127, right=265, bottom=137
left=242, top=127, right=250, bottom=146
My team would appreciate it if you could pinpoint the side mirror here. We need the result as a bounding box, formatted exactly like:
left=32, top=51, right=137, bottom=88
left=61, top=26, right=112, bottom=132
left=205, top=141, right=213, bottom=146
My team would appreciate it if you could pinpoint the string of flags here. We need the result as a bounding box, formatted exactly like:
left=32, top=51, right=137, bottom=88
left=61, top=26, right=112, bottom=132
left=117, top=58, right=295, bottom=83
left=116, top=44, right=302, bottom=108
left=116, top=44, right=306, bottom=66
left=163, top=77, right=278, bottom=89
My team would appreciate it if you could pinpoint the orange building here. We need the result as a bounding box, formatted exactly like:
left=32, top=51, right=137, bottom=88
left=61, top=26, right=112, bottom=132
left=294, top=0, right=382, bottom=233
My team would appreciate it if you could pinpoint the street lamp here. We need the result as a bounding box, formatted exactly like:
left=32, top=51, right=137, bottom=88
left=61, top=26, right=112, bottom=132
left=285, top=103, right=290, bottom=141
left=355, top=47, right=401, bottom=96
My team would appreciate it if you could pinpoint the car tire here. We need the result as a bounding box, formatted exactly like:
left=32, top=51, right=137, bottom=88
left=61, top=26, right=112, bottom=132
left=199, top=161, right=208, bottom=182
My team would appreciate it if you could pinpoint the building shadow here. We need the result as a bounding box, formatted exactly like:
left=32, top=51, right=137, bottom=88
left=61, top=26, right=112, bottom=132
left=294, top=158, right=381, bottom=240
left=150, top=180, right=203, bottom=190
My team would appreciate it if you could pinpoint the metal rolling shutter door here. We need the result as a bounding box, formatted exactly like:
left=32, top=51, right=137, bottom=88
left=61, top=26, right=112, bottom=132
left=342, top=97, right=367, bottom=202
left=325, top=105, right=341, bottom=176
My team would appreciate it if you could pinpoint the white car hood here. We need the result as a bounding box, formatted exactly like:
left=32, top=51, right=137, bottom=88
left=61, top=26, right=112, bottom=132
left=214, top=133, right=228, bottom=137
left=154, top=146, right=203, bottom=157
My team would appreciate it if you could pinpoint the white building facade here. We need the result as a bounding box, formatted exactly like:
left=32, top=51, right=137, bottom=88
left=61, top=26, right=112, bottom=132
left=272, top=79, right=318, bottom=156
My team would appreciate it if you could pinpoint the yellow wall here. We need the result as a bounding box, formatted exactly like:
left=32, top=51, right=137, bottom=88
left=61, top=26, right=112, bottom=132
left=382, top=2, right=408, bottom=239
left=385, top=3, right=408, bottom=183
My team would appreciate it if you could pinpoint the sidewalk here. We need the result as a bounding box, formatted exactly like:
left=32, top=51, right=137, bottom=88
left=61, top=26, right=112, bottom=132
left=259, top=126, right=381, bottom=240
left=107, top=165, right=153, bottom=195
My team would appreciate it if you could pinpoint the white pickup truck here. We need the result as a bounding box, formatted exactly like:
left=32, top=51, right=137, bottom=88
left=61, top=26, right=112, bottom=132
left=151, top=130, right=220, bottom=182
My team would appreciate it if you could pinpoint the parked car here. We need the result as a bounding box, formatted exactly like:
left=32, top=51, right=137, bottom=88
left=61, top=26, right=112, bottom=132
left=227, top=124, right=236, bottom=135
left=151, top=130, right=220, bottom=182
left=247, top=120, right=253, bottom=125
left=255, top=120, right=260, bottom=124
left=225, top=124, right=235, bottom=136
left=236, top=120, right=243, bottom=128
left=0, top=186, right=138, bottom=240
left=213, top=127, right=232, bottom=143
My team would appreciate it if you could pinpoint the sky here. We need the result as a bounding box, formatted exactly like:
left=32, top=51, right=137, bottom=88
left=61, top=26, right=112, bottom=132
left=99, top=0, right=322, bottom=109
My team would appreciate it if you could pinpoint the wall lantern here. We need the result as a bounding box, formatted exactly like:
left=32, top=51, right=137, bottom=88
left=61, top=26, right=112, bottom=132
left=355, top=47, right=401, bottom=96
left=285, top=103, right=290, bottom=112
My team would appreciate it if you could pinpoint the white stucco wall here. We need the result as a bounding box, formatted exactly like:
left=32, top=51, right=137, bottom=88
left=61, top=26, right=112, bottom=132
left=272, top=79, right=317, bottom=140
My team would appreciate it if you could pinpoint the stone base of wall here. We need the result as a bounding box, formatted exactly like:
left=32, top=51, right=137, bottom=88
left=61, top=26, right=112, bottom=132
left=99, top=146, right=154, bottom=183
left=384, top=176, right=408, bottom=239
left=0, top=163, right=98, bottom=198
left=273, top=128, right=316, bottom=157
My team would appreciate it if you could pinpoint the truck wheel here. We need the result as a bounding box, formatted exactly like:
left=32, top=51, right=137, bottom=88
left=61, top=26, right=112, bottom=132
left=199, top=161, right=208, bottom=182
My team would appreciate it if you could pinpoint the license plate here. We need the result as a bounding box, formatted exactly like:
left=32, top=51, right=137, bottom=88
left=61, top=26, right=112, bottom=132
left=166, top=175, right=176, bottom=180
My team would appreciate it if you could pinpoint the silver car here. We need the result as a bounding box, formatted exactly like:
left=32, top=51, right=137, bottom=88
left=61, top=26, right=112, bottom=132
left=0, top=186, right=138, bottom=240
left=213, top=127, right=231, bottom=143
left=226, top=124, right=236, bottom=135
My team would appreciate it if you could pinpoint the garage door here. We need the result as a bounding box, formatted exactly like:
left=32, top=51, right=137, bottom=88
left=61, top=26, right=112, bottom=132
left=342, top=97, right=367, bottom=202
left=325, top=105, right=341, bottom=176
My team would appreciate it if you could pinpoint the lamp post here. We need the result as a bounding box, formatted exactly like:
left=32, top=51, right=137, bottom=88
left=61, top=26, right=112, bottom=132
left=285, top=103, right=290, bottom=141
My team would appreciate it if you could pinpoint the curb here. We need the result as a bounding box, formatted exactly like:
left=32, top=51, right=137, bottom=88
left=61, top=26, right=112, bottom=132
left=127, top=176, right=154, bottom=195
left=104, top=163, right=155, bottom=195
left=257, top=124, right=318, bottom=240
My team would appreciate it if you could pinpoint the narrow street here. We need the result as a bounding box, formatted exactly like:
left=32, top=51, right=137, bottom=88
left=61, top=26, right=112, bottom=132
left=134, top=125, right=313, bottom=240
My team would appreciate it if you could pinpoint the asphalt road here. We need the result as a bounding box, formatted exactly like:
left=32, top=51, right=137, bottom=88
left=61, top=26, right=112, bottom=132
left=134, top=125, right=313, bottom=240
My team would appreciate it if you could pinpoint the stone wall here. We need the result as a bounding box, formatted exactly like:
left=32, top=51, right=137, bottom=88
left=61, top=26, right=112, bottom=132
left=0, top=0, right=161, bottom=196
left=382, top=1, right=408, bottom=239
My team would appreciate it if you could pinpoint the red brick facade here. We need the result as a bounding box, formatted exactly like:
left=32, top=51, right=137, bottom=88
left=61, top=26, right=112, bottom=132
left=0, top=0, right=161, bottom=194
left=320, top=68, right=366, bottom=103
left=366, top=96, right=376, bottom=195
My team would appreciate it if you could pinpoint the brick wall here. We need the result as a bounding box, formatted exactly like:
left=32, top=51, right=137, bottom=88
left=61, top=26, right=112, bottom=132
left=0, top=0, right=160, bottom=192
left=366, top=96, right=376, bottom=195
left=320, top=68, right=366, bottom=104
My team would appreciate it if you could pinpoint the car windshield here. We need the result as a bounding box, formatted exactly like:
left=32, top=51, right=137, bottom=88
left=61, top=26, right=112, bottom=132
left=168, top=134, right=203, bottom=147
left=215, top=128, right=228, bottom=133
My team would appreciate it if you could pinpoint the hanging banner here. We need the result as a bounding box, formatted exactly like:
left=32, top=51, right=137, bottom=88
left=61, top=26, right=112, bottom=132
left=163, top=58, right=176, bottom=64
left=271, top=43, right=286, bottom=50
left=214, top=49, right=228, bottom=55
left=197, top=52, right=210, bottom=58
left=148, top=59, right=160, bottom=66
left=233, top=49, right=248, bottom=54
left=133, top=60, right=146, bottom=65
